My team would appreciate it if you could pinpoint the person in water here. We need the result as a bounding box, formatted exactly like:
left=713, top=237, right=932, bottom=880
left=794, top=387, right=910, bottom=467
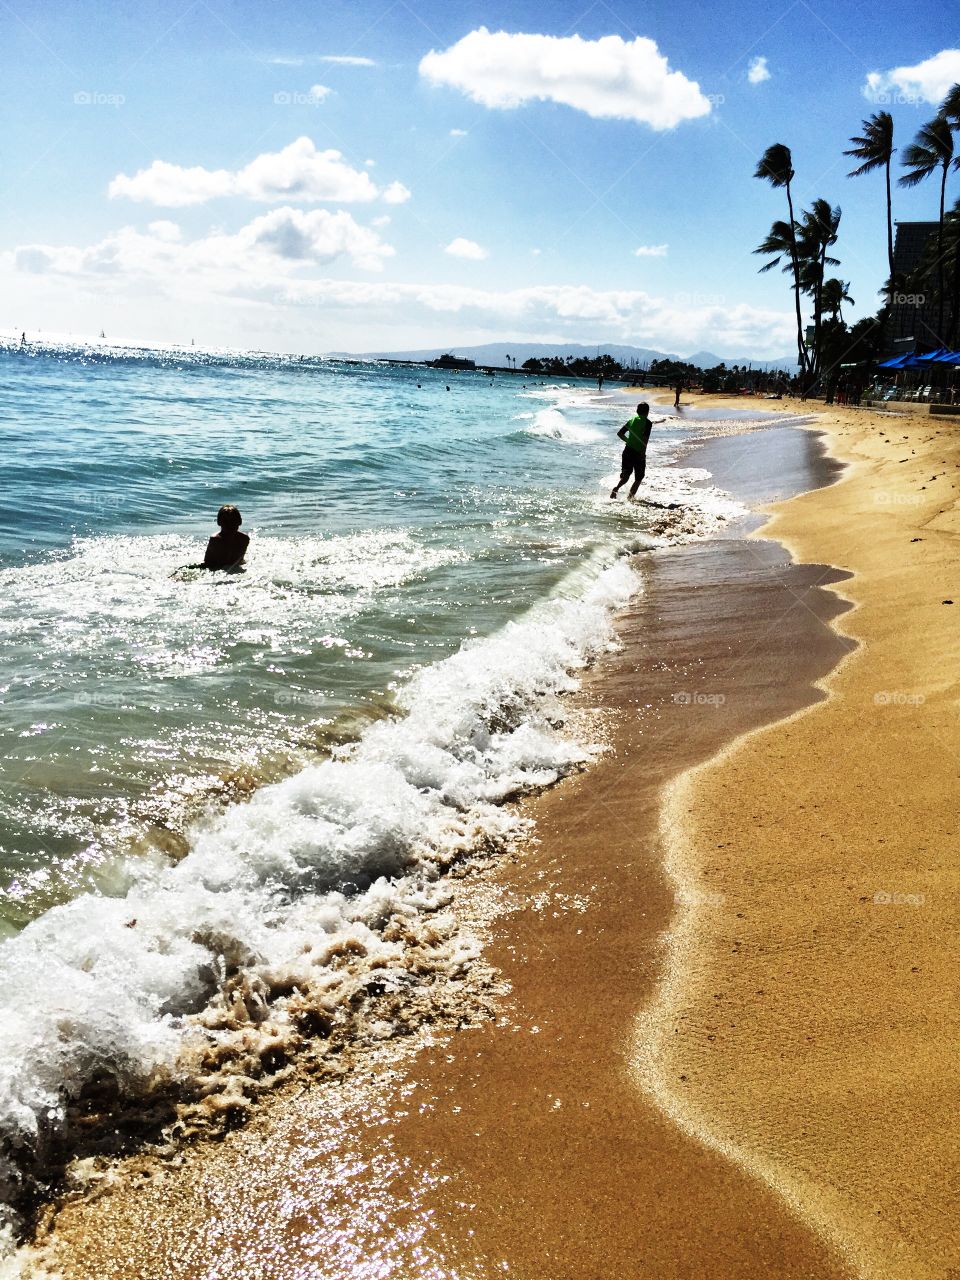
left=204, top=504, right=249, bottom=570
left=610, top=402, right=658, bottom=501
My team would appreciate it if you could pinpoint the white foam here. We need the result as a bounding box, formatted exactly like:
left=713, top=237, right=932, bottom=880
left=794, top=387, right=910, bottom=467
left=0, top=552, right=639, bottom=1244
left=0, top=530, right=461, bottom=680
left=526, top=407, right=603, bottom=444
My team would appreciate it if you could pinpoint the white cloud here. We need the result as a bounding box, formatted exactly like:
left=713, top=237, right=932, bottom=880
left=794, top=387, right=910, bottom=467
left=450, top=128, right=468, bottom=137
left=308, top=84, right=332, bottom=101
left=2, top=237, right=797, bottom=356
left=445, top=237, right=488, bottom=260
left=863, top=49, right=960, bottom=105
left=371, top=215, right=391, bottom=226
left=321, top=55, right=376, bottom=67
left=12, top=207, right=394, bottom=278
left=108, top=138, right=410, bottom=207
left=747, top=56, right=770, bottom=85
left=634, top=243, right=668, bottom=257
left=531, top=248, right=542, bottom=256
left=268, top=56, right=304, bottom=66
left=419, top=28, right=711, bottom=129
left=381, top=181, right=411, bottom=205
left=147, top=220, right=181, bottom=242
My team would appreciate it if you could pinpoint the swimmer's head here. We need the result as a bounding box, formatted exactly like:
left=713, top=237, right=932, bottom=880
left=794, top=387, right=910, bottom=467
left=637, top=402, right=649, bottom=415
left=216, top=504, right=242, bottom=530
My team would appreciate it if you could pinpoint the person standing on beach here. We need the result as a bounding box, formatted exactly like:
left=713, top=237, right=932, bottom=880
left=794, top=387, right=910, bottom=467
left=674, top=377, right=683, bottom=409
left=610, top=402, right=657, bottom=500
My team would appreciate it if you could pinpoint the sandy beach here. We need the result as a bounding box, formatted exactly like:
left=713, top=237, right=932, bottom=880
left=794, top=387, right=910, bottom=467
left=32, top=400, right=960, bottom=1279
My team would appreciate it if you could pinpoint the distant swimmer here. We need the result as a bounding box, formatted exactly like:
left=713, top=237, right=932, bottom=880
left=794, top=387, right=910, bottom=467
left=610, top=402, right=660, bottom=501
left=20, top=332, right=26, bottom=345
left=204, top=504, right=250, bottom=570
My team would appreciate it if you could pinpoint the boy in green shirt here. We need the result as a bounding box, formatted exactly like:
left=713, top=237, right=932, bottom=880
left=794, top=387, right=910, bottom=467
left=610, top=402, right=659, bottom=500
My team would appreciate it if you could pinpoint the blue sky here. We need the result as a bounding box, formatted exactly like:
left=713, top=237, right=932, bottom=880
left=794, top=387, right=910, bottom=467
left=1, top=0, right=958, bottom=357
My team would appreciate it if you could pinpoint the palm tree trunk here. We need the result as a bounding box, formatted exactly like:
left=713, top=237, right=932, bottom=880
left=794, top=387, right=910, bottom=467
left=813, top=246, right=826, bottom=378
left=937, top=162, right=947, bottom=342
left=785, top=181, right=807, bottom=375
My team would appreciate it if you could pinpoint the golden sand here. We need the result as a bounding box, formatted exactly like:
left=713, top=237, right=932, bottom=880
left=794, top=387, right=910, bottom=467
left=638, top=402, right=960, bottom=1278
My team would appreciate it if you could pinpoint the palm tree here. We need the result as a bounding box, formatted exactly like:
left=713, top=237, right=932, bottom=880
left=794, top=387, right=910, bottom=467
left=941, top=83, right=960, bottom=122
left=797, top=200, right=841, bottom=375
left=754, top=144, right=807, bottom=374
left=899, top=115, right=956, bottom=342
left=844, top=112, right=896, bottom=296
left=821, top=278, right=854, bottom=324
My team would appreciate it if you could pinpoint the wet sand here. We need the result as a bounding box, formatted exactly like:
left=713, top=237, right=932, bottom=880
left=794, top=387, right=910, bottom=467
left=39, top=419, right=863, bottom=1278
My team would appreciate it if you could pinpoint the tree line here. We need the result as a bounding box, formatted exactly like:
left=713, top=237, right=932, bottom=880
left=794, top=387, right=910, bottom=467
left=754, top=81, right=960, bottom=390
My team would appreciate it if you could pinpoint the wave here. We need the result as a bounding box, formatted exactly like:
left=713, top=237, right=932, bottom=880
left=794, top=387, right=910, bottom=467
left=525, top=408, right=604, bottom=444
left=0, top=553, right=639, bottom=1245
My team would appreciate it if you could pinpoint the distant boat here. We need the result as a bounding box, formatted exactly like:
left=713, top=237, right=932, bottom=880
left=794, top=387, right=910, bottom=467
left=98, top=329, right=106, bottom=339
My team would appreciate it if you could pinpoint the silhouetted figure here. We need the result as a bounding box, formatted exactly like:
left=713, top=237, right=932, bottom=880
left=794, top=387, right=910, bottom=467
left=674, top=378, right=683, bottom=408
left=204, top=505, right=249, bottom=570
left=610, top=402, right=660, bottom=501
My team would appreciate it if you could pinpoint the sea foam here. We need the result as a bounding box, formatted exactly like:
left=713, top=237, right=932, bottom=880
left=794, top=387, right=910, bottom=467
left=0, top=552, right=638, bottom=1244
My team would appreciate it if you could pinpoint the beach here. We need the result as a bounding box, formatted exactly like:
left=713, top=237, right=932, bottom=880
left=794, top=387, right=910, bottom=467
left=23, top=397, right=955, bottom=1280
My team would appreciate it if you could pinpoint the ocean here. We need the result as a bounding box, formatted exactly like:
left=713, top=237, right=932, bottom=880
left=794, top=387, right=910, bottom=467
left=0, top=338, right=784, bottom=1242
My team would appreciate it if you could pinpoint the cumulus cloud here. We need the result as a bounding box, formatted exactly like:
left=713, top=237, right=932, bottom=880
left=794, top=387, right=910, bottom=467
left=863, top=49, right=960, bottom=104
left=445, top=237, right=488, bottom=260
left=450, top=128, right=468, bottom=137
left=419, top=28, right=711, bottom=129
left=308, top=83, right=332, bottom=101
left=381, top=181, right=412, bottom=204
left=321, top=55, right=376, bottom=66
left=109, top=138, right=408, bottom=207
left=748, top=56, right=770, bottom=85
left=13, top=207, right=394, bottom=278
left=634, top=243, right=668, bottom=257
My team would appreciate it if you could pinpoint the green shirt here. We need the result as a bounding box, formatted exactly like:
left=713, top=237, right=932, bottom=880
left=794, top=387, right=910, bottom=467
left=623, top=414, right=652, bottom=453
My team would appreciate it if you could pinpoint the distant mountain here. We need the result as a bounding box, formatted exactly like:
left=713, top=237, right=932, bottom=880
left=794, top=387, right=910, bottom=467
left=331, top=340, right=797, bottom=374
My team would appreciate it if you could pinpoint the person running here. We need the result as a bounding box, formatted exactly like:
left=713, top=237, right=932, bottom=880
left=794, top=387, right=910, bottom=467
left=610, top=402, right=658, bottom=500
left=203, top=504, right=250, bottom=570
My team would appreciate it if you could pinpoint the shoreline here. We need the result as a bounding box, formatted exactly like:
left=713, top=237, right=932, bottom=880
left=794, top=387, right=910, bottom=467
left=34, top=415, right=863, bottom=1277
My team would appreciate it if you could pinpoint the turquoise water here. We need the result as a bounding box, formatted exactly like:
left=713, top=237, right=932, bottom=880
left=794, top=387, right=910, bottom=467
left=0, top=345, right=716, bottom=924
left=0, top=341, right=772, bottom=1227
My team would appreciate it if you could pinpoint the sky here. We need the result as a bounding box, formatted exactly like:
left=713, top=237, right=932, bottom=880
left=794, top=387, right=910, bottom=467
left=1, top=0, right=958, bottom=359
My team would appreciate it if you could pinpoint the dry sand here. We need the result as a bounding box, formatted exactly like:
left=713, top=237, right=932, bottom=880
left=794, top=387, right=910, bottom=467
left=638, top=402, right=960, bottom=1279
left=33, top=403, right=960, bottom=1279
